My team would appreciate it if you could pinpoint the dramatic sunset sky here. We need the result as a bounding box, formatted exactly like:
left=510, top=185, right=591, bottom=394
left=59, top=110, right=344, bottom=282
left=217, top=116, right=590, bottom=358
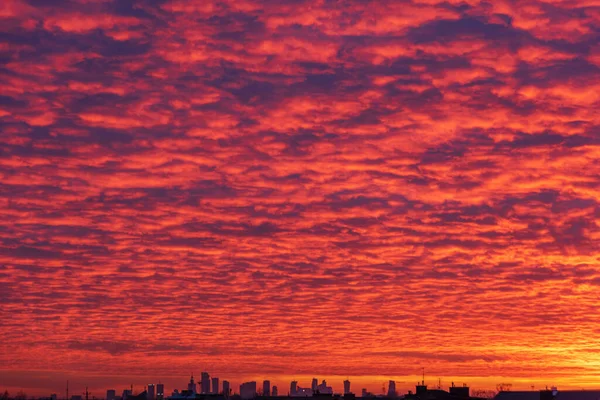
left=1, top=0, right=600, bottom=397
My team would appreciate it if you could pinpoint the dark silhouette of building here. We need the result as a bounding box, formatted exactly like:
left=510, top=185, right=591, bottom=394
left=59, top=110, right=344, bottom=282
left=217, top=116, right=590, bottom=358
left=272, top=387, right=278, bottom=397
left=125, top=391, right=147, bottom=400
left=223, top=381, right=230, bottom=397
left=240, top=382, right=257, bottom=400
left=343, top=381, right=350, bottom=395
left=189, top=376, right=197, bottom=394
left=156, top=384, right=164, bottom=400
left=263, top=381, right=270, bottom=397
left=449, top=383, right=469, bottom=398
left=107, top=390, right=116, bottom=400
left=311, top=380, right=318, bottom=394
left=147, top=385, right=155, bottom=400
left=316, top=381, right=332, bottom=395
left=213, top=378, right=219, bottom=395
left=387, top=381, right=396, bottom=398
left=202, top=373, right=211, bottom=394
left=404, top=382, right=486, bottom=399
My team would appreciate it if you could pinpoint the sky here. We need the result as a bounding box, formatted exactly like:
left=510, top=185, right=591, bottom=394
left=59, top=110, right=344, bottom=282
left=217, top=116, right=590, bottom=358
left=1, top=0, right=600, bottom=397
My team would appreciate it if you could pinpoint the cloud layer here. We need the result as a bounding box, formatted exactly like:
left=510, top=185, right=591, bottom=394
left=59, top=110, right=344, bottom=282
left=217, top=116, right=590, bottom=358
left=1, top=0, right=600, bottom=395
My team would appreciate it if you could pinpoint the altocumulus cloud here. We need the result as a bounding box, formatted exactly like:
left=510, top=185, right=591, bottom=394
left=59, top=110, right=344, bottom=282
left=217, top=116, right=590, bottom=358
left=1, top=0, right=600, bottom=395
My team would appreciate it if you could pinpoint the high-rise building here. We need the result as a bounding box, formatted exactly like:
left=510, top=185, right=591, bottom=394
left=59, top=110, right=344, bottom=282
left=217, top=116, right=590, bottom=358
left=201, top=372, right=211, bottom=394
left=156, top=384, right=164, bottom=400
left=272, top=386, right=278, bottom=397
left=344, top=380, right=351, bottom=395
left=387, top=381, right=396, bottom=398
left=212, top=378, right=219, bottom=394
left=361, top=389, right=367, bottom=398
left=188, top=375, right=197, bottom=394
left=107, top=390, right=116, bottom=400
left=290, top=381, right=298, bottom=396
left=311, top=379, right=318, bottom=393
left=147, top=385, right=155, bottom=400
left=240, top=382, right=257, bottom=400
left=121, top=390, right=131, bottom=400
left=223, top=381, right=230, bottom=397
left=317, top=380, right=332, bottom=395
left=263, top=381, right=271, bottom=397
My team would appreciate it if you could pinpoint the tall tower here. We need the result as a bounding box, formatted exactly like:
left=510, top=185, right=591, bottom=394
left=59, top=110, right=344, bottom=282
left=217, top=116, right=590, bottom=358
left=343, top=380, right=351, bottom=395
left=272, top=387, right=278, bottom=397
left=290, top=381, right=298, bottom=396
left=223, top=381, right=230, bottom=397
left=311, top=379, right=318, bottom=393
left=263, top=381, right=271, bottom=397
left=156, top=384, right=164, bottom=400
left=201, top=372, right=211, bottom=394
left=387, top=381, right=396, bottom=398
left=189, top=375, right=197, bottom=394
left=147, top=385, right=155, bottom=400
left=212, top=378, right=219, bottom=394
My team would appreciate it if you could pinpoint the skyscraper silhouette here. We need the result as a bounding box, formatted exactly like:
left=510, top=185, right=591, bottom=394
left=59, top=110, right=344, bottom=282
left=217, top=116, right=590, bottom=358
left=316, top=380, right=332, bottom=394
left=240, top=382, right=257, bottom=400
left=387, top=381, right=396, bottom=398
left=147, top=384, right=155, bottom=400
left=201, top=372, right=211, bottom=394
left=188, top=375, right=197, bottom=394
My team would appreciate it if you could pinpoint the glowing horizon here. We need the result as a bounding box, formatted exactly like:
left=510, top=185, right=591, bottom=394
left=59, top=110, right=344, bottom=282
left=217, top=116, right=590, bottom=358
left=1, top=0, right=600, bottom=396
left=3, top=372, right=600, bottom=398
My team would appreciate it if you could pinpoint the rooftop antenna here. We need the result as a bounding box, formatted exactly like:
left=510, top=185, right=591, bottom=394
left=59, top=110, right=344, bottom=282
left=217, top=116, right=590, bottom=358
left=438, top=379, right=441, bottom=389
left=66, top=381, right=69, bottom=400
left=84, top=387, right=90, bottom=400
left=422, top=368, right=425, bottom=386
